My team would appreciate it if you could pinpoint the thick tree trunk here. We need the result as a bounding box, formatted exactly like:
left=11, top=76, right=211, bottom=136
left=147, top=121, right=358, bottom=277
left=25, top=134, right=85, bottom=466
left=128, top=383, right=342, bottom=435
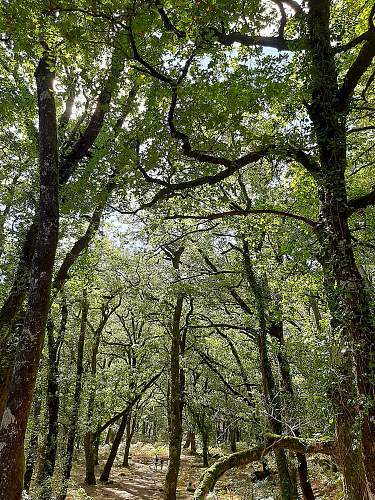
left=0, top=54, right=59, bottom=499
left=58, top=290, right=88, bottom=500
left=184, top=430, right=197, bottom=455
left=334, top=395, right=368, bottom=500
left=306, top=2, right=375, bottom=494
left=100, top=413, right=128, bottom=482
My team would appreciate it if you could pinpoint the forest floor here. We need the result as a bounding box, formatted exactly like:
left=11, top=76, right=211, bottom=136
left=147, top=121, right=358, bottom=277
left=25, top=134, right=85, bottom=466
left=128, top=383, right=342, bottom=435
left=67, top=443, right=342, bottom=500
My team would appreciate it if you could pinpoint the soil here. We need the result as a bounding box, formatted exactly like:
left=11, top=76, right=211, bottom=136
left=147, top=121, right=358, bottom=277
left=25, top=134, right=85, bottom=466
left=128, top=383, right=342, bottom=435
left=68, top=455, right=196, bottom=500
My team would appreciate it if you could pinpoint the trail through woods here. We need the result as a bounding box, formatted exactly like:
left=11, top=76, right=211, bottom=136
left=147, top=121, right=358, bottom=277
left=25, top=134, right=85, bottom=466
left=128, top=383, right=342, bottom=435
left=66, top=453, right=338, bottom=499
left=68, top=457, right=194, bottom=500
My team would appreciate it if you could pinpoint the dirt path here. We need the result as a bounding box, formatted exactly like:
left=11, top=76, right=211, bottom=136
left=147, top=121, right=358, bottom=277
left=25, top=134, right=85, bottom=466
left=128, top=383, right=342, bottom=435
left=68, top=460, right=194, bottom=500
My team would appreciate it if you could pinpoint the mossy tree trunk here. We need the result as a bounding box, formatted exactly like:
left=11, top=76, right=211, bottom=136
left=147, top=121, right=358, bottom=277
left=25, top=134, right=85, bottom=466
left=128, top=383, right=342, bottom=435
left=0, top=53, right=59, bottom=499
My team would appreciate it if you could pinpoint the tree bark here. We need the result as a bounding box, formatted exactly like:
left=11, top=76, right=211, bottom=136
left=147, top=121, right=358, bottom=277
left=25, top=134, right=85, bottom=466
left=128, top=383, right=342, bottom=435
left=164, top=294, right=184, bottom=499
left=164, top=247, right=185, bottom=500
left=242, top=239, right=296, bottom=500
left=0, top=53, right=59, bottom=499
left=84, top=306, right=107, bottom=485
left=100, top=413, right=128, bottom=482
left=58, top=290, right=88, bottom=500
left=38, top=298, right=68, bottom=487
left=122, top=414, right=136, bottom=467
left=23, top=392, right=43, bottom=492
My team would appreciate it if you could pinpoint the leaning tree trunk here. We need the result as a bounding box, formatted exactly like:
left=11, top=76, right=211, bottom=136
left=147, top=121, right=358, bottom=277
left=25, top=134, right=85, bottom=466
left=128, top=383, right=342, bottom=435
left=100, top=413, right=128, bottom=482
left=0, top=53, right=59, bottom=499
left=58, top=290, right=88, bottom=500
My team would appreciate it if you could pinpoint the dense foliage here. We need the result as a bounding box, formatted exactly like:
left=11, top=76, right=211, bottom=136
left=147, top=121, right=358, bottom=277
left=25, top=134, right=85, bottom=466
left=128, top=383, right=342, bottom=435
left=0, top=0, right=374, bottom=499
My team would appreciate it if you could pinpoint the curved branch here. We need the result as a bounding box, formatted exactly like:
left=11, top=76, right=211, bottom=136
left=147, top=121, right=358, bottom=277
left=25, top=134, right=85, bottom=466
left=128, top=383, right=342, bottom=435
left=335, top=30, right=372, bottom=53
left=166, top=208, right=317, bottom=228
left=154, top=0, right=186, bottom=39
left=192, top=434, right=335, bottom=499
left=338, top=36, right=375, bottom=111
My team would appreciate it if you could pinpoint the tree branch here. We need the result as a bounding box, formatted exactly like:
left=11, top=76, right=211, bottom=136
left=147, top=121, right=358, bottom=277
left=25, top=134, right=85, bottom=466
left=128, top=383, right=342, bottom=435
left=166, top=208, right=317, bottom=228
left=193, top=434, right=335, bottom=499
left=212, top=28, right=301, bottom=52
left=337, top=35, right=375, bottom=110
left=347, top=187, right=375, bottom=214
left=59, top=33, right=127, bottom=183
left=154, top=0, right=186, bottom=39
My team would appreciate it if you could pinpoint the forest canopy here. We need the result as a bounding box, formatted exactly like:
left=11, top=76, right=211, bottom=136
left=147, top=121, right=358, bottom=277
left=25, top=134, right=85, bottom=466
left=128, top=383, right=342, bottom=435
left=0, top=0, right=374, bottom=499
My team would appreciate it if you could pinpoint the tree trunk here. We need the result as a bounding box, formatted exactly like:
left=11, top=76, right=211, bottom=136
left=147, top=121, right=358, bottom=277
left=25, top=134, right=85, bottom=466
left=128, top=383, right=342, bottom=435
left=270, top=320, right=315, bottom=500
left=334, top=406, right=368, bottom=500
left=38, top=300, right=68, bottom=486
left=164, top=294, right=184, bottom=500
left=100, top=413, right=128, bottom=482
left=84, top=431, right=97, bottom=485
left=164, top=247, right=185, bottom=500
left=84, top=311, right=103, bottom=485
left=201, top=428, right=210, bottom=468
left=183, top=431, right=192, bottom=449
left=122, top=414, right=136, bottom=467
left=229, top=427, right=237, bottom=453
left=306, top=2, right=375, bottom=494
left=0, top=53, right=59, bottom=499
left=24, top=393, right=43, bottom=492
left=183, top=430, right=197, bottom=455
left=0, top=221, right=38, bottom=420
left=242, top=240, right=296, bottom=500
left=58, top=290, right=88, bottom=500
